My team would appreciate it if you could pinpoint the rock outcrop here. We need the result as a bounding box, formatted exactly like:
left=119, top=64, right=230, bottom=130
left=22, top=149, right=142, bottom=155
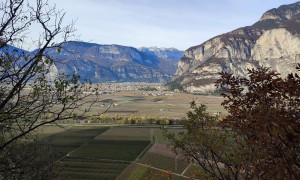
left=172, top=1, right=300, bottom=93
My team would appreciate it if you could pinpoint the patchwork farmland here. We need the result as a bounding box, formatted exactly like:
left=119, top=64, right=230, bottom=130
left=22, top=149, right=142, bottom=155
left=37, top=125, right=193, bottom=179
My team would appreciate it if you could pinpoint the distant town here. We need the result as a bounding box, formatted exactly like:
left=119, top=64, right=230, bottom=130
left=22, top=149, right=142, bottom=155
left=82, top=82, right=182, bottom=97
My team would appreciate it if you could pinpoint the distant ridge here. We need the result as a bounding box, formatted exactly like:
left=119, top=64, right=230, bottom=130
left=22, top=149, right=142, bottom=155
left=44, top=41, right=184, bottom=83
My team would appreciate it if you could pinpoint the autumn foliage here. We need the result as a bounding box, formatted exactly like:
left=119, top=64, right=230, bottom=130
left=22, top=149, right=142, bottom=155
left=166, top=67, right=300, bottom=180
left=216, top=67, right=300, bottom=179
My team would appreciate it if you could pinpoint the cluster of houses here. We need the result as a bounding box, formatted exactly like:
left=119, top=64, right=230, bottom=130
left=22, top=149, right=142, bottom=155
left=81, top=82, right=182, bottom=96
left=138, top=90, right=180, bottom=97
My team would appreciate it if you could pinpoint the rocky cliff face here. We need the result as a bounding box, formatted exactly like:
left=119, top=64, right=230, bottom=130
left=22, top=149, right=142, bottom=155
left=45, top=42, right=182, bottom=83
left=172, top=1, right=300, bottom=93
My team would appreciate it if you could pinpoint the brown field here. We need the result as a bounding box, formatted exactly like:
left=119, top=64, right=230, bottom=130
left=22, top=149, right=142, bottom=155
left=147, top=143, right=184, bottom=159
left=84, top=91, right=226, bottom=119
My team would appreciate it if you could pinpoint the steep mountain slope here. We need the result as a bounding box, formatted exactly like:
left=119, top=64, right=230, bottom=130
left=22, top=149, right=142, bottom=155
left=139, top=47, right=183, bottom=61
left=172, top=1, right=300, bottom=93
left=139, top=47, right=183, bottom=75
left=45, top=42, right=182, bottom=83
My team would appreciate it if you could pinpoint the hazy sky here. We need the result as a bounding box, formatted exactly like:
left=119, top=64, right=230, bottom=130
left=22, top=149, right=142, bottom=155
left=42, top=0, right=299, bottom=50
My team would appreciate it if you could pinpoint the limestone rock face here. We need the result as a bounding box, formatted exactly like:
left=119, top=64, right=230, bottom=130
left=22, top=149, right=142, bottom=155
left=253, top=28, right=300, bottom=77
left=172, top=2, right=300, bottom=93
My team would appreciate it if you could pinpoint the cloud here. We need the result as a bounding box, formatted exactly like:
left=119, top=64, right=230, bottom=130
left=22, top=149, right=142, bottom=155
left=26, top=0, right=299, bottom=50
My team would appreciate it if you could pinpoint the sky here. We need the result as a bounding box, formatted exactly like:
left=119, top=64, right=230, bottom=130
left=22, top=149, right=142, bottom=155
left=30, top=0, right=299, bottom=50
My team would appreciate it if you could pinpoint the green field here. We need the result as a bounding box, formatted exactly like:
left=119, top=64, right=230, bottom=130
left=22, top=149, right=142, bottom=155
left=39, top=126, right=154, bottom=179
left=70, top=140, right=150, bottom=161
left=117, top=163, right=149, bottom=180
left=95, top=127, right=151, bottom=141
left=42, top=127, right=110, bottom=159
left=95, top=126, right=185, bottom=144
left=57, top=157, right=129, bottom=180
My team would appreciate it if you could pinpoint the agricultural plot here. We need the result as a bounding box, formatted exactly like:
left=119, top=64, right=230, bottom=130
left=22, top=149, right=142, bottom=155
left=36, top=126, right=189, bottom=179
left=42, top=127, right=109, bottom=159
left=70, top=140, right=150, bottom=161
left=138, top=152, right=189, bottom=174
left=57, top=157, right=129, bottom=180
left=41, top=126, right=153, bottom=179
left=154, top=128, right=186, bottom=144
left=118, top=163, right=188, bottom=180
left=95, top=126, right=185, bottom=144
left=117, top=163, right=148, bottom=180
left=94, top=127, right=151, bottom=141
left=183, top=164, right=213, bottom=179
left=34, top=125, right=71, bottom=139
left=147, top=143, right=183, bottom=158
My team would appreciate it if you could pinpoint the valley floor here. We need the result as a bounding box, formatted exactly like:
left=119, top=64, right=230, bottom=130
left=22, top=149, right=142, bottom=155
left=84, top=90, right=226, bottom=119
left=33, top=88, right=226, bottom=179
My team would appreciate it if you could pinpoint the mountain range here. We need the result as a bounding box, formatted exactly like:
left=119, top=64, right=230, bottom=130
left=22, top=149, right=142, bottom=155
left=43, top=42, right=183, bottom=83
left=171, top=1, right=300, bottom=93
left=1, top=42, right=183, bottom=83
left=2, top=2, right=299, bottom=88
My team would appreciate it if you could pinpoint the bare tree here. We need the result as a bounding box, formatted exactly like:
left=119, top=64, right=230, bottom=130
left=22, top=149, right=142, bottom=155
left=0, top=0, right=97, bottom=178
